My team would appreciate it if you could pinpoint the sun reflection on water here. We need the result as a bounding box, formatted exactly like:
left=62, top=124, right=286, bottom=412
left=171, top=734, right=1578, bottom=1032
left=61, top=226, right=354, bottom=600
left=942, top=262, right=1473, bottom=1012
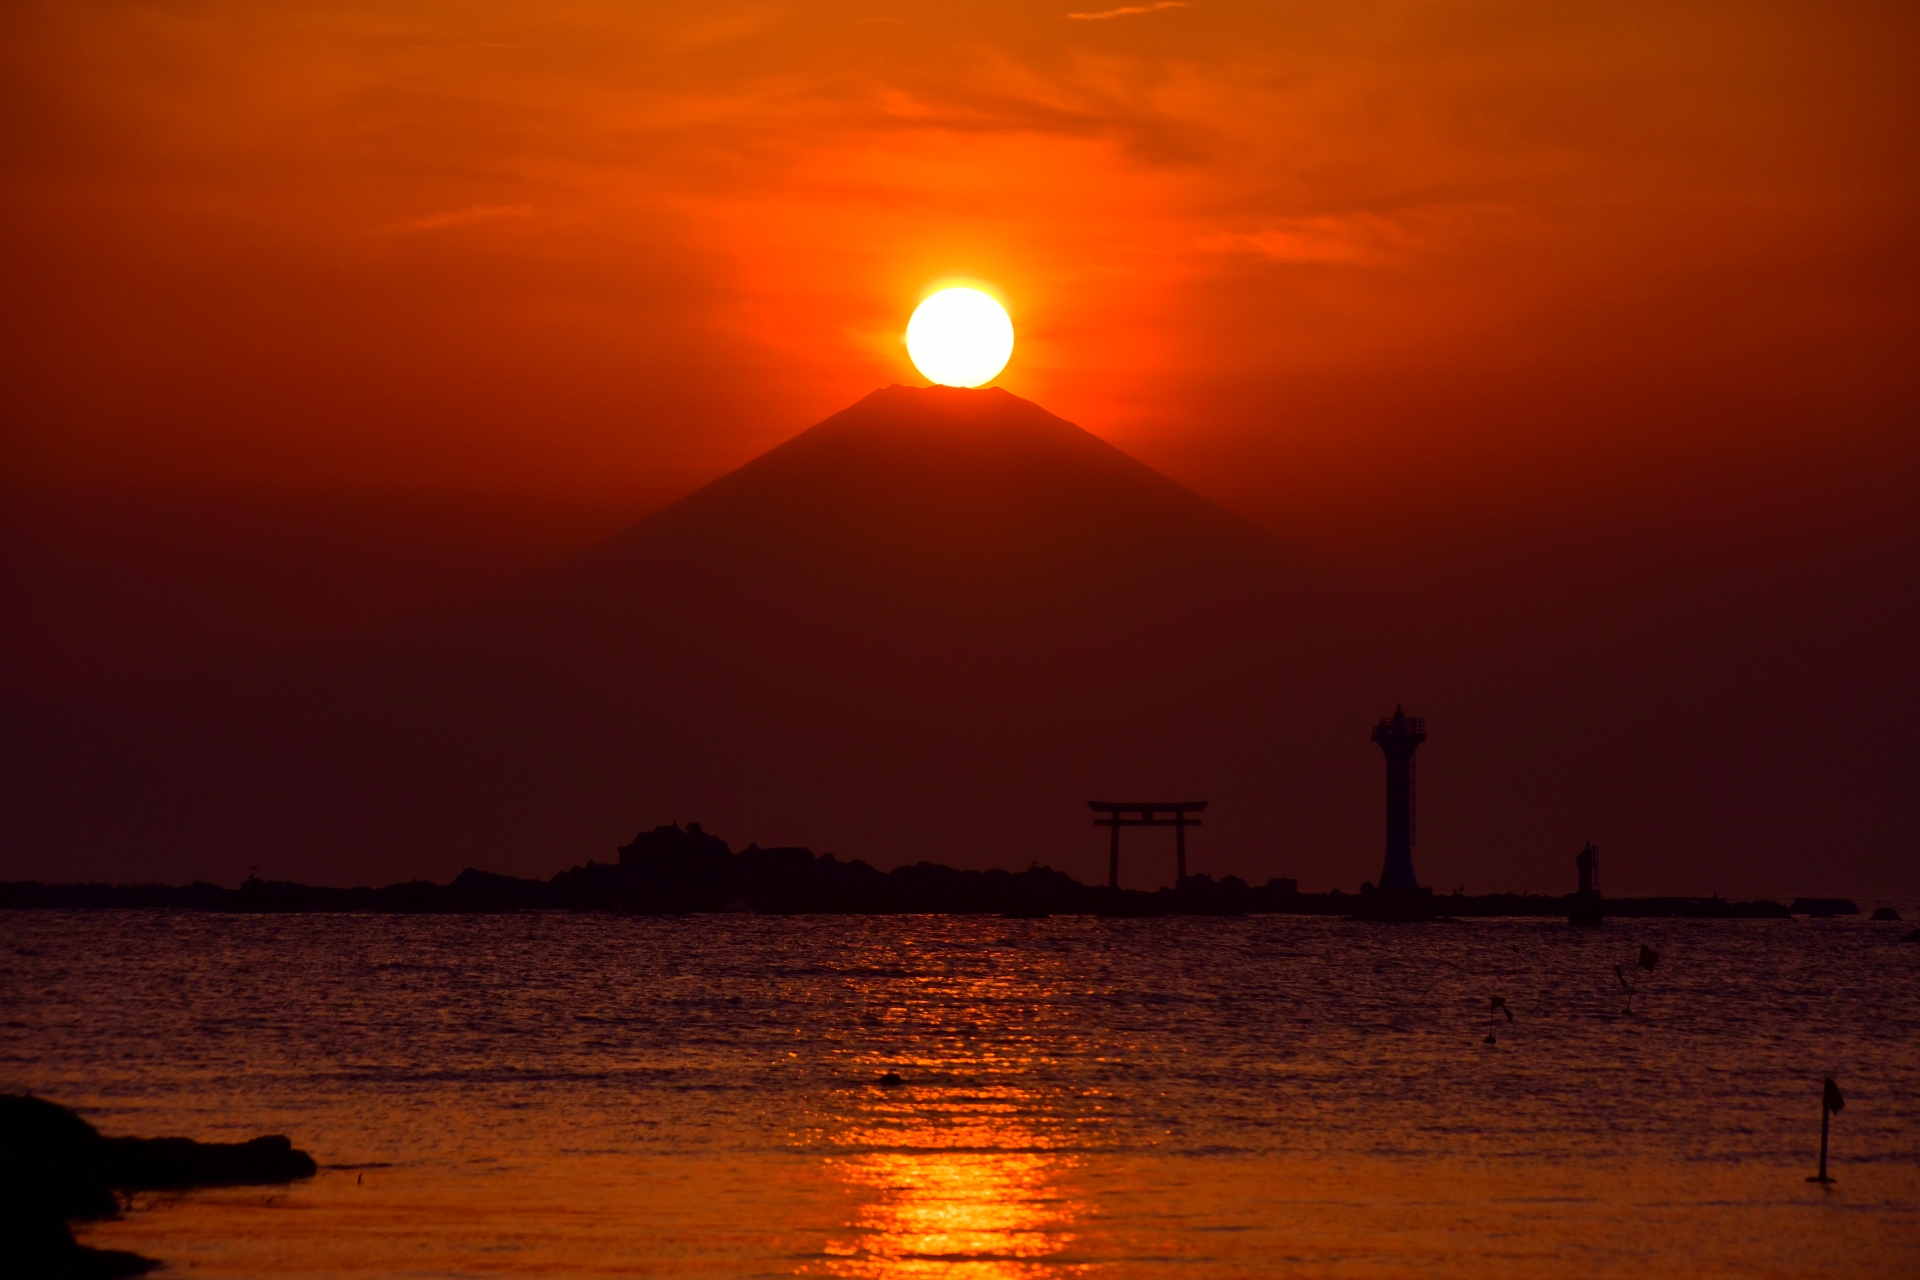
left=814, top=1147, right=1084, bottom=1279
left=798, top=952, right=1100, bottom=1277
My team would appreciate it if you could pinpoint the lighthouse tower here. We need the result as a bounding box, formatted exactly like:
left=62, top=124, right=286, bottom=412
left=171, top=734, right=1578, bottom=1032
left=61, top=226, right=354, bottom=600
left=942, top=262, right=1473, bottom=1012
left=1371, top=707, right=1426, bottom=890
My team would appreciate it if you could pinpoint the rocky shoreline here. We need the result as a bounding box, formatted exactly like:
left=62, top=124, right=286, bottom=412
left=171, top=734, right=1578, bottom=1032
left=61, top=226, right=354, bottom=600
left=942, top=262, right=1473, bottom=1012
left=1, top=1094, right=317, bottom=1279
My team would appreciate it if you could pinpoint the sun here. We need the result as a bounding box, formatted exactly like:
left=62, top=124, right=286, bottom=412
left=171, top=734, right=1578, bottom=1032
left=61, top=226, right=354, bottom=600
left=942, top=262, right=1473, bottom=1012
left=905, top=287, right=1014, bottom=387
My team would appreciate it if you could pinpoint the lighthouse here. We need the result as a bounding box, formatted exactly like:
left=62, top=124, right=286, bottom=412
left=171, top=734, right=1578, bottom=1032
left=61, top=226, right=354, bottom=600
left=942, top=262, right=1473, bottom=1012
left=1371, top=707, right=1426, bottom=890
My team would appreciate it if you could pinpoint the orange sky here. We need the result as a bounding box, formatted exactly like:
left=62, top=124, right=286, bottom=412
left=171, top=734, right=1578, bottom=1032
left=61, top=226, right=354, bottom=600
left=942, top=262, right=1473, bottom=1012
left=3, top=1, right=1917, bottom=890
left=5, top=1, right=1913, bottom=524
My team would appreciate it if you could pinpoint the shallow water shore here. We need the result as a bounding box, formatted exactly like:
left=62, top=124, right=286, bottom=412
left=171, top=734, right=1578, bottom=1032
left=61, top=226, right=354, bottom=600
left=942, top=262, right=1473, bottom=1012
left=6, top=910, right=1916, bottom=1277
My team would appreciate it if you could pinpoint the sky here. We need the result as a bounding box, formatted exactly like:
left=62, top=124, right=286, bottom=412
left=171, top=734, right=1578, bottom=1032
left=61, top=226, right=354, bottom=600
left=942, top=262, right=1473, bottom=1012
left=3, top=1, right=1917, bottom=892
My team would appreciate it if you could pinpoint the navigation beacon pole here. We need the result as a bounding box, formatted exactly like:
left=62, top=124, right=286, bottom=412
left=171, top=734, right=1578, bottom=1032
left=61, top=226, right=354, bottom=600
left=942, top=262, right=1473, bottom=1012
left=1372, top=707, right=1426, bottom=891
left=1808, top=1077, right=1845, bottom=1184
left=1359, top=708, right=1433, bottom=921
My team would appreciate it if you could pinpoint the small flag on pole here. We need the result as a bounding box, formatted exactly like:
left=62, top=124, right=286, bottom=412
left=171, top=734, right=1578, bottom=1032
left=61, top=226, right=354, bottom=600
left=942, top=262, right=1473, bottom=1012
left=1619, top=945, right=1660, bottom=1014
left=1824, top=1077, right=1845, bottom=1115
left=1484, top=994, right=1513, bottom=1044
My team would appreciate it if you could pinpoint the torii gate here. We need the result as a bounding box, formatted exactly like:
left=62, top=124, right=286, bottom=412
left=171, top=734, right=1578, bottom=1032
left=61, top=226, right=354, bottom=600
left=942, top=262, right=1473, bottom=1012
left=1089, top=801, right=1207, bottom=889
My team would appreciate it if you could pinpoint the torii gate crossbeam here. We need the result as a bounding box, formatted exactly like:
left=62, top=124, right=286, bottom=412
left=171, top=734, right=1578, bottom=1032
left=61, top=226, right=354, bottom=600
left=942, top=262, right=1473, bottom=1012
left=1089, top=801, right=1208, bottom=890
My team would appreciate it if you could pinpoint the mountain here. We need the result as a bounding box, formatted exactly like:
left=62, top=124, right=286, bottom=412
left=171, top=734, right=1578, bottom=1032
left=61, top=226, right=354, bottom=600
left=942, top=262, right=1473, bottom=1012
left=6, top=385, right=1384, bottom=886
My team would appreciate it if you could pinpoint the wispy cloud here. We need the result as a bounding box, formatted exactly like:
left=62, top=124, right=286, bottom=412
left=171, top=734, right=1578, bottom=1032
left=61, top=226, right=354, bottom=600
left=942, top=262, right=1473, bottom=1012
left=1201, top=216, right=1400, bottom=265
left=396, top=204, right=533, bottom=232
left=1066, top=2, right=1187, bottom=21
left=1199, top=207, right=1510, bottom=265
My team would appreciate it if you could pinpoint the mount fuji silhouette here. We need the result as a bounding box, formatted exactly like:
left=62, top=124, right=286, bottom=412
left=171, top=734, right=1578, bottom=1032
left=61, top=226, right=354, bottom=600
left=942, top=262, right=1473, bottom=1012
left=9, top=386, right=1381, bottom=885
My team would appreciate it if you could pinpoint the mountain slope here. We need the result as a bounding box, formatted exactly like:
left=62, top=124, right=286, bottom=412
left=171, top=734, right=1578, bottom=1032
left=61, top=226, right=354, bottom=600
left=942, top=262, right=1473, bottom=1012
left=8, top=386, right=1380, bottom=885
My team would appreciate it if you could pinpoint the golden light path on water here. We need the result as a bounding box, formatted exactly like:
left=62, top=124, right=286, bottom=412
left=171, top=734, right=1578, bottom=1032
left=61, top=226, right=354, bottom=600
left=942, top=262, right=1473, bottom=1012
left=810, top=966, right=1086, bottom=1279
left=816, top=1149, right=1076, bottom=1279
left=4, top=913, right=1917, bottom=1277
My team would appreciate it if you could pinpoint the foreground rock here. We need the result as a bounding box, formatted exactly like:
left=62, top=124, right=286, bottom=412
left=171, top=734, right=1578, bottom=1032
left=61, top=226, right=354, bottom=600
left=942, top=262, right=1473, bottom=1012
left=1, top=1094, right=317, bottom=1279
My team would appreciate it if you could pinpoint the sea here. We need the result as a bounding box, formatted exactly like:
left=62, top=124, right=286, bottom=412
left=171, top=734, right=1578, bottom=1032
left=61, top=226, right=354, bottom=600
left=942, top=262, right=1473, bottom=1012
left=4, top=910, right=1917, bottom=1277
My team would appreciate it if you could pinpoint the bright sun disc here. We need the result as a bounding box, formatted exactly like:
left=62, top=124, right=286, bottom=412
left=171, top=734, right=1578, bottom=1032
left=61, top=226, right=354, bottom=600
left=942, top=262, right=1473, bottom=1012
left=905, top=287, right=1014, bottom=387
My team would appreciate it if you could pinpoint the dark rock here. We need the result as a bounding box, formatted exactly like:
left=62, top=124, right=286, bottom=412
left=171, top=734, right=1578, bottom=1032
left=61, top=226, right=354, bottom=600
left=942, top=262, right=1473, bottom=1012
left=1171, top=874, right=1251, bottom=916
left=0, top=881, right=226, bottom=910
left=1903, top=928, right=1920, bottom=943
left=1791, top=897, right=1860, bottom=918
left=1601, top=896, right=1791, bottom=919
left=0, top=830, right=1867, bottom=922
left=97, top=1132, right=315, bottom=1190
left=1092, top=886, right=1170, bottom=917
left=1, top=1094, right=317, bottom=1280
left=617, top=822, right=734, bottom=911
left=1871, top=906, right=1901, bottom=921
left=1355, top=883, right=1437, bottom=921
left=2, top=1211, right=155, bottom=1280
left=879, top=1072, right=903, bottom=1087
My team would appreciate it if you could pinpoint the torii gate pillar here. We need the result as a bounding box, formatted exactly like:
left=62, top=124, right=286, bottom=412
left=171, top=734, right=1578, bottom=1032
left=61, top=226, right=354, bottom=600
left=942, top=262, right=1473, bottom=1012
left=1090, top=801, right=1208, bottom=890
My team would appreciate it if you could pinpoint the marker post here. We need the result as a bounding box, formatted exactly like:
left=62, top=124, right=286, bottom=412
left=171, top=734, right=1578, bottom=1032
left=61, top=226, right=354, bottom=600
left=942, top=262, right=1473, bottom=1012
left=1808, top=1077, right=1844, bottom=1184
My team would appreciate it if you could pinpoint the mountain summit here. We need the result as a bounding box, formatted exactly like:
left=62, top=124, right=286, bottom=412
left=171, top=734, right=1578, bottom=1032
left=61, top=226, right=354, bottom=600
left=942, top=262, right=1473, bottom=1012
left=10, top=387, right=1372, bottom=884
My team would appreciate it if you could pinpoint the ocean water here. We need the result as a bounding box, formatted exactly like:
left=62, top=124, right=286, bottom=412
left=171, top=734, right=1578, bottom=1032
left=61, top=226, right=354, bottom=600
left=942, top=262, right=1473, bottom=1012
left=3, top=910, right=1917, bottom=1277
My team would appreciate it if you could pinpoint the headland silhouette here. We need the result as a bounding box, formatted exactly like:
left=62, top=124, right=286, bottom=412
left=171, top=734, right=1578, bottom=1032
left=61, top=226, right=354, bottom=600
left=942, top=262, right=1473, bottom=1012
left=1, top=821, right=1843, bottom=920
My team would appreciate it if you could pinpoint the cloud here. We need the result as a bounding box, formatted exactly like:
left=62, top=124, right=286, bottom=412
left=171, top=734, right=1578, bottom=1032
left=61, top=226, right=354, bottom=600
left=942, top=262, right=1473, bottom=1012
left=1201, top=216, right=1403, bottom=265
left=1066, top=2, right=1187, bottom=20
left=397, top=205, right=533, bottom=232
left=1200, top=206, right=1514, bottom=265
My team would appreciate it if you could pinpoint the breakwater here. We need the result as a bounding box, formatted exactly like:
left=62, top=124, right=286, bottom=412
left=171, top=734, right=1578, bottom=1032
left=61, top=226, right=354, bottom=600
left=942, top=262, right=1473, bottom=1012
left=1, top=823, right=1848, bottom=919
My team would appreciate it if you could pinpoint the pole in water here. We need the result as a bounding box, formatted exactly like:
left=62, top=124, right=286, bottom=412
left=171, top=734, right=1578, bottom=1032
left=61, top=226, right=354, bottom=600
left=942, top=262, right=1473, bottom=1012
left=1807, top=1077, right=1845, bottom=1184
left=1617, top=944, right=1660, bottom=1014
left=1483, top=994, right=1512, bottom=1045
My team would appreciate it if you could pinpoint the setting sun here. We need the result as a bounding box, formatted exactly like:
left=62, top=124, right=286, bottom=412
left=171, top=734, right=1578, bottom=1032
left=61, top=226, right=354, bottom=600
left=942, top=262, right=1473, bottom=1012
left=905, top=287, right=1014, bottom=387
